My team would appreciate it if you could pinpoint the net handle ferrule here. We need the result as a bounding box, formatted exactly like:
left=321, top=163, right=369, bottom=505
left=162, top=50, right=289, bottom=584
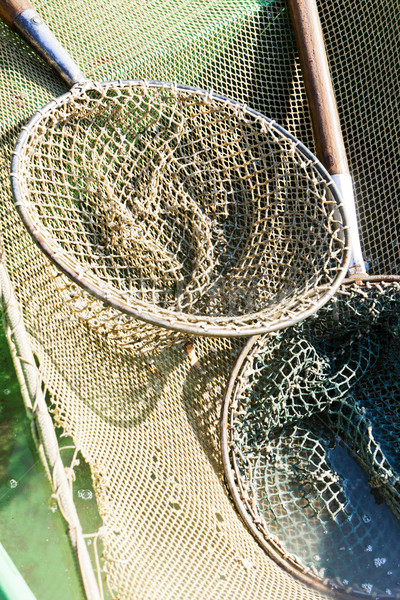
left=331, top=174, right=366, bottom=276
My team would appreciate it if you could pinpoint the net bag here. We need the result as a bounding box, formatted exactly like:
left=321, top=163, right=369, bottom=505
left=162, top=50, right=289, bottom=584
left=221, top=277, right=400, bottom=598
left=12, top=79, right=350, bottom=351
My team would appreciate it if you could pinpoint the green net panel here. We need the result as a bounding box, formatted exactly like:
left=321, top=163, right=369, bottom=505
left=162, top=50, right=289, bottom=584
left=222, top=279, right=400, bottom=597
left=0, top=0, right=399, bottom=598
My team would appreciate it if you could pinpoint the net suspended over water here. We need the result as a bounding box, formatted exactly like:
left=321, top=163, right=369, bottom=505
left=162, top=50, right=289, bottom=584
left=0, top=0, right=399, bottom=599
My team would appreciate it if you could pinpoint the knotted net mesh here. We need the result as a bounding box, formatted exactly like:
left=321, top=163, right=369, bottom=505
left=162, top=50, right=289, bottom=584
left=0, top=0, right=399, bottom=598
left=222, top=280, right=400, bottom=597
left=15, top=79, right=348, bottom=349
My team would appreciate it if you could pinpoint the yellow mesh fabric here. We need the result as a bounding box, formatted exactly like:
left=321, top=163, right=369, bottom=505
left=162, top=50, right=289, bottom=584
left=319, top=0, right=400, bottom=275
left=0, top=0, right=398, bottom=598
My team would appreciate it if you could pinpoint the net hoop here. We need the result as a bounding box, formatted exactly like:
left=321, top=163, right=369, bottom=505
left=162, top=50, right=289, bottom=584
left=10, top=79, right=351, bottom=337
left=221, top=274, right=400, bottom=597
left=221, top=333, right=331, bottom=593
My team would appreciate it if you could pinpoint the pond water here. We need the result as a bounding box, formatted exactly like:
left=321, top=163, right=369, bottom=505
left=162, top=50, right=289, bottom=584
left=0, top=317, right=104, bottom=599
left=324, top=441, right=400, bottom=597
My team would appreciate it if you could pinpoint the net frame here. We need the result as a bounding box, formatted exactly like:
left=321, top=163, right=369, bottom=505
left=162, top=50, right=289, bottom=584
left=10, top=76, right=351, bottom=341
left=221, top=275, right=400, bottom=598
left=0, top=257, right=103, bottom=600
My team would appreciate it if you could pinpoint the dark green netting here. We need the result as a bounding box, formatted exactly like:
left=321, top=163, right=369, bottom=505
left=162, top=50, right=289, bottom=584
left=222, top=279, right=400, bottom=598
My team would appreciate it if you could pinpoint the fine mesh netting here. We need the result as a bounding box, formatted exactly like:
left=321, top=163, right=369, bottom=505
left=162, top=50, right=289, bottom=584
left=222, top=280, right=400, bottom=598
left=14, top=79, right=348, bottom=348
left=0, top=0, right=399, bottom=598
left=319, top=1, right=400, bottom=276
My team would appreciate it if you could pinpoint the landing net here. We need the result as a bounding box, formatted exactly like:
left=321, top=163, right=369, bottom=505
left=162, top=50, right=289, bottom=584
left=0, top=0, right=399, bottom=598
left=13, top=79, right=348, bottom=349
left=222, top=279, right=400, bottom=597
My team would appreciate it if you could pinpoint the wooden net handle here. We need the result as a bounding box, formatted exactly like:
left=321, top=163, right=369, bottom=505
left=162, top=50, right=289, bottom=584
left=288, top=0, right=349, bottom=176
left=288, top=0, right=366, bottom=276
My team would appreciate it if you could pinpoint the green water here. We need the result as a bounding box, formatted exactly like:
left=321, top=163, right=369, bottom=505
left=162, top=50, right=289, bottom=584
left=0, top=318, right=101, bottom=599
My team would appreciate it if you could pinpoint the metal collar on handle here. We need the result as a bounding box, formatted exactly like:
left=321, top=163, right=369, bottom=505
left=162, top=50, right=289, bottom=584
left=14, top=8, right=87, bottom=87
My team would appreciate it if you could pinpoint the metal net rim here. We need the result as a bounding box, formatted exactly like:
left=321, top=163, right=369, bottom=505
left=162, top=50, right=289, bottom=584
left=221, top=336, right=353, bottom=595
left=221, top=274, right=400, bottom=597
left=220, top=335, right=323, bottom=587
left=10, top=79, right=351, bottom=336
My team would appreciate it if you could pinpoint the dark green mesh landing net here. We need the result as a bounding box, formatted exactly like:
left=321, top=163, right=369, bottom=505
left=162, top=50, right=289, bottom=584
left=221, top=278, right=400, bottom=598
